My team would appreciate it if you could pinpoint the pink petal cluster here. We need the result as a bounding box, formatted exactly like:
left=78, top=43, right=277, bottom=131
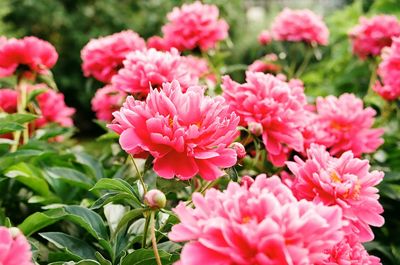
left=374, top=37, right=400, bottom=100
left=33, top=85, right=75, bottom=128
left=258, top=30, right=272, bottom=45
left=349, top=15, right=400, bottom=59
left=301, top=109, right=335, bottom=151
left=222, top=71, right=307, bottom=166
left=271, top=8, right=329, bottom=45
left=319, top=235, right=381, bottom=265
left=109, top=80, right=239, bottom=180
left=0, top=36, right=58, bottom=77
left=0, top=88, right=18, bottom=113
left=147, top=36, right=170, bottom=51
left=169, top=175, right=344, bottom=265
left=287, top=144, right=384, bottom=242
left=0, top=227, right=33, bottom=265
left=91, top=85, right=127, bottom=122
left=162, top=1, right=229, bottom=51
left=81, top=30, right=146, bottom=83
left=111, top=48, right=198, bottom=97
left=248, top=53, right=280, bottom=74
left=182, top=55, right=216, bottom=85
left=315, top=93, right=384, bottom=156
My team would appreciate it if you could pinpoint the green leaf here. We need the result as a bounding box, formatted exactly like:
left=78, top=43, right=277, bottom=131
left=27, top=87, right=47, bottom=103
left=40, top=232, right=97, bottom=260
left=97, top=132, right=119, bottom=141
left=91, top=192, right=138, bottom=210
left=120, top=249, right=171, bottom=265
left=156, top=178, right=190, bottom=194
left=158, top=241, right=182, bottom=253
left=114, top=208, right=146, bottom=235
left=19, top=209, right=65, bottom=236
left=45, top=167, right=95, bottom=190
left=0, top=113, right=38, bottom=124
left=0, top=122, right=24, bottom=134
left=73, top=151, right=105, bottom=180
left=91, top=178, right=135, bottom=195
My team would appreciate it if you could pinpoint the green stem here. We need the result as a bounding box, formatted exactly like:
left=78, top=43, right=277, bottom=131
left=294, top=47, right=313, bottom=77
left=150, top=211, right=162, bottom=265
left=11, top=79, right=29, bottom=152
left=364, top=61, right=378, bottom=102
left=130, top=155, right=147, bottom=194
left=142, top=213, right=151, bottom=248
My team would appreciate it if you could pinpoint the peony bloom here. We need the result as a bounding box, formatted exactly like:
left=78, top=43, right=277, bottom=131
left=349, top=15, right=400, bottom=59
left=316, top=93, right=384, bottom=157
left=301, top=109, right=335, bottom=152
left=109, top=80, right=239, bottom=180
left=81, top=30, right=146, bottom=83
left=162, top=1, right=229, bottom=51
left=248, top=54, right=280, bottom=74
left=320, top=235, right=381, bottom=265
left=374, top=37, right=400, bottom=100
left=147, top=36, right=171, bottom=51
left=222, top=71, right=307, bottom=166
left=169, top=175, right=344, bottom=265
left=258, top=30, right=272, bottom=45
left=33, top=85, right=75, bottom=128
left=287, top=144, right=384, bottom=242
left=0, top=36, right=58, bottom=77
left=271, top=8, right=329, bottom=45
left=111, top=48, right=198, bottom=97
left=91, top=85, right=127, bottom=122
left=0, top=227, right=33, bottom=265
left=0, top=88, right=18, bottom=113
left=182, top=55, right=216, bottom=85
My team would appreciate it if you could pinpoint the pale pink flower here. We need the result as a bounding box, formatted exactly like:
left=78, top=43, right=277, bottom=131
left=169, top=175, right=344, bottom=265
left=258, top=30, right=272, bottom=45
left=0, top=88, right=18, bottom=113
left=222, top=72, right=307, bottom=166
left=111, top=48, right=198, bottom=97
left=0, top=227, right=33, bottom=265
left=162, top=1, right=229, bottom=51
left=374, top=37, right=400, bottom=100
left=81, top=30, right=146, bottom=83
left=271, top=8, right=329, bottom=45
left=320, top=235, right=381, bottom=265
left=33, top=85, right=75, bottom=128
left=91, top=85, right=127, bottom=122
left=349, top=15, right=400, bottom=59
left=287, top=144, right=384, bottom=242
left=316, top=93, right=384, bottom=156
left=109, top=80, right=239, bottom=180
left=0, top=36, right=58, bottom=77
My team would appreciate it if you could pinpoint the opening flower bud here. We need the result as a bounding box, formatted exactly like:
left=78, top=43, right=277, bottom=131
left=144, top=189, right=166, bottom=209
left=240, top=175, right=255, bottom=188
left=248, top=122, right=263, bottom=136
left=231, top=142, right=246, bottom=159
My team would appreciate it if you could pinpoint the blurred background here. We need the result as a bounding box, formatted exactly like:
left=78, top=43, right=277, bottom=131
left=0, top=0, right=397, bottom=136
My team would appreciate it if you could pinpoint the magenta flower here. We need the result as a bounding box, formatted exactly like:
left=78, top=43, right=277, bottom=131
left=162, top=1, right=229, bottom=51
left=349, top=15, right=400, bottom=59
left=0, top=88, right=18, bottom=113
left=287, top=144, right=384, bottom=242
left=320, top=235, right=381, bottom=265
left=147, top=36, right=170, bottom=51
left=316, top=93, right=384, bottom=157
left=222, top=71, right=307, bottom=166
left=91, top=85, right=127, bottom=122
left=0, top=227, right=33, bottom=265
left=0, top=36, right=58, bottom=77
left=374, top=37, right=400, bottom=100
left=271, top=8, right=329, bottom=45
left=109, top=80, right=239, bottom=180
left=169, top=175, right=344, bottom=265
left=81, top=30, right=146, bottom=83
left=111, top=48, right=198, bottom=97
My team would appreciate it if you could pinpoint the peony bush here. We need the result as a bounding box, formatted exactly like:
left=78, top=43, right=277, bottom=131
left=0, top=1, right=399, bottom=265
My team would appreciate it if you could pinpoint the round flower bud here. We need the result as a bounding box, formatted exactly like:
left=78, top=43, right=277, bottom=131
left=248, top=122, right=263, bottom=136
left=240, top=175, right=255, bottom=188
left=231, top=142, right=246, bottom=159
left=144, top=189, right=166, bottom=209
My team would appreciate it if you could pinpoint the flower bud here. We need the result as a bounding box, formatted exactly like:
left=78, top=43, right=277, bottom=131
left=240, top=175, right=254, bottom=188
left=144, top=189, right=166, bottom=209
left=248, top=122, right=263, bottom=136
left=231, top=142, right=246, bottom=159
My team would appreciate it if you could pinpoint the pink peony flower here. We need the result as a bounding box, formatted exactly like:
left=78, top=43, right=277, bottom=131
left=0, top=227, right=33, bottom=265
left=258, top=30, right=272, bottom=45
left=81, top=30, right=146, bottom=83
left=0, top=36, right=58, bottom=77
left=147, top=36, right=171, bottom=51
left=271, top=8, right=329, bottom=45
left=349, top=15, right=400, bottom=59
left=320, top=235, right=381, bottom=265
left=169, top=175, right=344, bottom=265
left=0, top=88, right=18, bottom=113
left=222, top=71, right=307, bottom=166
left=33, top=85, right=75, bottom=128
left=374, top=37, right=400, bottom=100
left=316, top=93, right=384, bottom=157
left=109, top=80, right=239, bottom=180
left=182, top=55, right=216, bottom=85
left=301, top=109, right=335, bottom=151
left=162, top=1, right=229, bottom=51
left=111, top=48, right=198, bottom=97
left=91, top=85, right=127, bottom=122
left=287, top=144, right=384, bottom=242
left=248, top=59, right=280, bottom=74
